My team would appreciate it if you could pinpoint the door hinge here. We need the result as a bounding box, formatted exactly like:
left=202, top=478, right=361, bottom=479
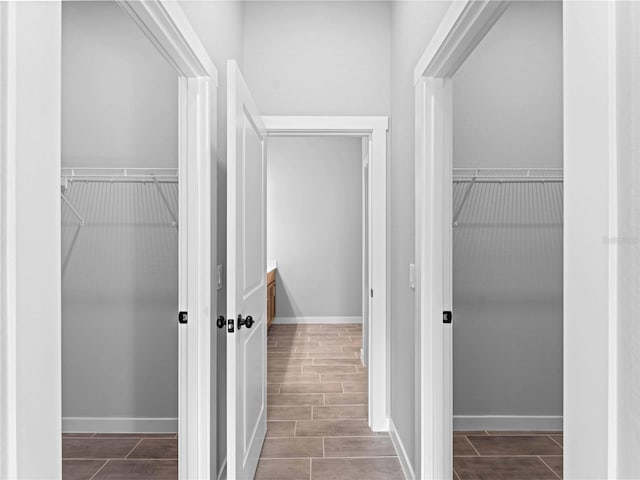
left=371, top=289, right=373, bottom=298
left=227, top=317, right=235, bottom=333
left=443, top=311, right=452, bottom=324
left=178, top=311, right=188, bottom=324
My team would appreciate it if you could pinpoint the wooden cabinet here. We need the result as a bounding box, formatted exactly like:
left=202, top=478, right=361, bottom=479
left=267, top=269, right=276, bottom=329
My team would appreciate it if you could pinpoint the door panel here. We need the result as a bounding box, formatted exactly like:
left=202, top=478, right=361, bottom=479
left=227, top=60, right=267, bottom=480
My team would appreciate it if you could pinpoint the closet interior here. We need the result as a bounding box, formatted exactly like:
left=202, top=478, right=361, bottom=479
left=450, top=1, right=564, bottom=477
left=60, top=1, right=179, bottom=477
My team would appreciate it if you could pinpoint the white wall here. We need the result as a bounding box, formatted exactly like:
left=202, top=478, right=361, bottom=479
left=267, top=136, right=362, bottom=321
left=4, top=2, right=62, bottom=477
left=389, top=2, right=451, bottom=476
left=615, top=4, right=640, bottom=478
left=451, top=1, right=563, bottom=428
left=564, top=1, right=614, bottom=477
left=61, top=1, right=179, bottom=429
left=178, top=2, right=244, bottom=476
left=242, top=1, right=390, bottom=115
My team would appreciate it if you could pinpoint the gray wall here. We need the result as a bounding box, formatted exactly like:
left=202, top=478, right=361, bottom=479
left=451, top=1, right=563, bottom=424
left=389, top=2, right=451, bottom=475
left=61, top=1, right=179, bottom=424
left=267, top=137, right=362, bottom=320
left=242, top=1, right=390, bottom=116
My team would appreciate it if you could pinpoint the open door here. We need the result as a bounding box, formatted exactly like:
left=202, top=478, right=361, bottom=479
left=226, top=60, right=268, bottom=480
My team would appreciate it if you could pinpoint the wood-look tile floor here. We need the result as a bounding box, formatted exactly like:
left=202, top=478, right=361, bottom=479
left=258, top=323, right=404, bottom=480
left=62, top=433, right=177, bottom=480
left=61, top=322, right=563, bottom=480
left=453, top=431, right=563, bottom=480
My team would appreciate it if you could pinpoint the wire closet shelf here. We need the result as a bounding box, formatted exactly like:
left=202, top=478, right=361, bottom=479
left=60, top=167, right=179, bottom=228
left=452, top=167, right=563, bottom=227
left=453, top=167, right=563, bottom=183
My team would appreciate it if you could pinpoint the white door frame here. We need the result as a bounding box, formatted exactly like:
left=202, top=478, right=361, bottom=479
left=262, top=115, right=389, bottom=432
left=415, top=1, right=628, bottom=479
left=412, top=2, right=510, bottom=478
left=1, top=2, right=217, bottom=478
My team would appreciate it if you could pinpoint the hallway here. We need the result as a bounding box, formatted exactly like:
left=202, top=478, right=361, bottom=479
left=256, top=323, right=402, bottom=479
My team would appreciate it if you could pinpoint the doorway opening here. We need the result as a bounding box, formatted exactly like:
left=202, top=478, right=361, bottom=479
left=414, top=1, right=564, bottom=479
left=57, top=2, right=215, bottom=479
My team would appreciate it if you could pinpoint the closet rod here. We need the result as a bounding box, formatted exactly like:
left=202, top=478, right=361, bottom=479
left=61, top=167, right=178, bottom=183
left=453, top=167, right=563, bottom=183
left=452, top=167, right=563, bottom=227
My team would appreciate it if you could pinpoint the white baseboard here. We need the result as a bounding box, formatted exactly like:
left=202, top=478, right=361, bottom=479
left=453, top=415, right=563, bottom=431
left=273, top=316, right=362, bottom=325
left=62, top=417, right=177, bottom=433
left=389, top=418, right=415, bottom=480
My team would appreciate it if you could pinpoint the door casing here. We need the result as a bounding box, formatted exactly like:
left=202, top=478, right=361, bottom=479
left=262, top=115, right=389, bottom=432
left=0, top=2, right=217, bottom=478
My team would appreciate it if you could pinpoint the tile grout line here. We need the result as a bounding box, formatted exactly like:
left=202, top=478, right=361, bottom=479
left=124, top=438, right=144, bottom=459
left=464, top=436, right=482, bottom=457
left=88, top=459, right=109, bottom=480
left=538, top=455, right=562, bottom=479
left=548, top=434, right=563, bottom=449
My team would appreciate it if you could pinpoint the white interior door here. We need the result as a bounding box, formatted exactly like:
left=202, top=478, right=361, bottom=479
left=226, top=60, right=267, bottom=480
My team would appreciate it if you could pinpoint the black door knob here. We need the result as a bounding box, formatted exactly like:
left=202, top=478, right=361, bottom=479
left=238, top=315, right=255, bottom=330
left=217, top=315, right=226, bottom=329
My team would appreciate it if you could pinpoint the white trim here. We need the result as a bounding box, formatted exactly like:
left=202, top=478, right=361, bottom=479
left=412, top=2, right=513, bottom=479
left=453, top=416, right=563, bottom=432
left=273, top=316, right=362, bottom=325
left=0, top=3, right=17, bottom=478
left=413, top=0, right=508, bottom=84
left=389, top=418, right=415, bottom=480
left=116, top=0, right=216, bottom=80
left=62, top=417, right=178, bottom=434
left=262, top=115, right=388, bottom=135
left=263, top=115, right=389, bottom=434
left=50, top=3, right=214, bottom=479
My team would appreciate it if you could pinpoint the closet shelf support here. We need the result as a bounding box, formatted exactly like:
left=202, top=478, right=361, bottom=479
left=453, top=175, right=476, bottom=227
left=152, top=175, right=178, bottom=228
left=61, top=192, right=85, bottom=227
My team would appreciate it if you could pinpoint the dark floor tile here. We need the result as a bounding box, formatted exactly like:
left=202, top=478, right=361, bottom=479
left=454, top=436, right=478, bottom=456
left=92, top=460, right=177, bottom=479
left=454, top=457, right=558, bottom=480
left=541, top=456, right=563, bottom=478
left=260, top=437, right=323, bottom=458
left=467, top=435, right=563, bottom=456
left=62, top=438, right=140, bottom=459
left=311, top=457, right=403, bottom=480
left=295, top=420, right=377, bottom=437
left=255, top=458, right=310, bottom=480
left=323, top=436, right=396, bottom=457
left=62, top=460, right=106, bottom=480
left=324, top=392, right=367, bottom=406
left=267, top=421, right=296, bottom=438
left=268, top=393, right=324, bottom=406
left=63, top=433, right=95, bottom=438
left=127, top=439, right=177, bottom=459
left=279, top=383, right=342, bottom=394
left=268, top=406, right=312, bottom=420
left=486, top=431, right=562, bottom=436
left=550, top=435, right=563, bottom=447
left=342, top=383, right=367, bottom=393
left=93, top=433, right=176, bottom=438
left=313, top=405, right=367, bottom=420
left=454, top=431, right=487, bottom=436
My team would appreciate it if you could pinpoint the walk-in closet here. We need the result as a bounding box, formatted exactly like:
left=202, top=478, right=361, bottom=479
left=450, top=2, right=563, bottom=476
left=61, top=1, right=179, bottom=475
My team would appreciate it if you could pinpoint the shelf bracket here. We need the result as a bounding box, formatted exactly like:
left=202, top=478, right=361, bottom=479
left=61, top=192, right=85, bottom=227
left=152, top=175, right=178, bottom=228
left=453, top=175, right=476, bottom=227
